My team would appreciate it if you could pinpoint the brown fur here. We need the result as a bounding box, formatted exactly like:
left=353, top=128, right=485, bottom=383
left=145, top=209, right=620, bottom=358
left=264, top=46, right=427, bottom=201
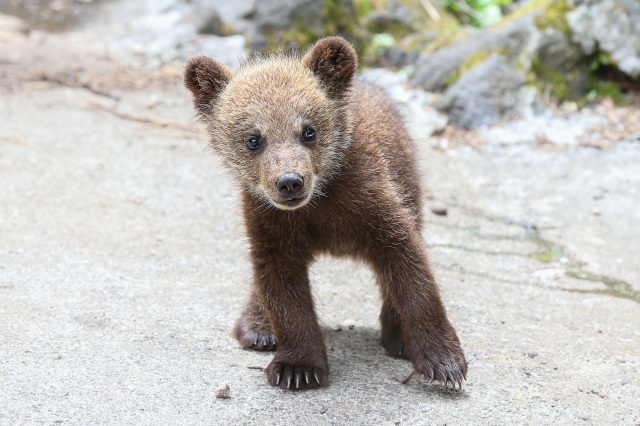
left=184, top=37, right=467, bottom=390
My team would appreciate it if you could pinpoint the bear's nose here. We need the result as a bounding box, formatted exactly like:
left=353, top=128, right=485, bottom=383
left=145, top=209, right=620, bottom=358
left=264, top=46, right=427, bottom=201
left=276, top=173, right=304, bottom=196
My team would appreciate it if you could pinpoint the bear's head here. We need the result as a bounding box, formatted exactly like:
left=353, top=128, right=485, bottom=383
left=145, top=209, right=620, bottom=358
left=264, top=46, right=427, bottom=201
left=184, top=37, right=357, bottom=210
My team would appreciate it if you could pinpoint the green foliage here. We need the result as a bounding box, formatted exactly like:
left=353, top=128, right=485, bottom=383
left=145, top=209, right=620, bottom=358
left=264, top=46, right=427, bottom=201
left=590, top=51, right=612, bottom=72
left=586, top=51, right=624, bottom=104
left=440, top=0, right=514, bottom=27
left=586, top=81, right=623, bottom=104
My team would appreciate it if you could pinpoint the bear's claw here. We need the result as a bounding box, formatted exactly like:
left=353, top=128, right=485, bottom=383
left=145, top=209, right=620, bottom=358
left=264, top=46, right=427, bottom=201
left=232, top=315, right=277, bottom=351
left=267, top=361, right=327, bottom=390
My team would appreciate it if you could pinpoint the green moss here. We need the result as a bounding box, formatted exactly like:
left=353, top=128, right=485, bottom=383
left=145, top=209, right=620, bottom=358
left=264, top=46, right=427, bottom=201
left=528, top=238, right=563, bottom=263
left=424, top=25, right=466, bottom=54
left=445, top=49, right=510, bottom=86
left=353, top=0, right=388, bottom=16
left=495, top=0, right=552, bottom=27
left=534, top=0, right=573, bottom=34
left=324, top=0, right=367, bottom=52
left=364, top=16, right=413, bottom=39
left=529, top=57, right=576, bottom=101
left=262, top=0, right=368, bottom=58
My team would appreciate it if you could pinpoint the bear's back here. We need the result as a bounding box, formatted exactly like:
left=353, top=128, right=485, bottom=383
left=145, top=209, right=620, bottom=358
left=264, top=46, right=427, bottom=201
left=348, top=80, right=423, bottom=227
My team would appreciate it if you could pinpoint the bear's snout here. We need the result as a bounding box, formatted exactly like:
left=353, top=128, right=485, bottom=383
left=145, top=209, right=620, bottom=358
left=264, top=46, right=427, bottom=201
left=276, top=173, right=304, bottom=196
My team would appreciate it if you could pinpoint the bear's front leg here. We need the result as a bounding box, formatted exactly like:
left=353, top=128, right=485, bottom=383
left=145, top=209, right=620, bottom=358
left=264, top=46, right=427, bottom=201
left=251, top=245, right=329, bottom=390
left=374, top=230, right=467, bottom=389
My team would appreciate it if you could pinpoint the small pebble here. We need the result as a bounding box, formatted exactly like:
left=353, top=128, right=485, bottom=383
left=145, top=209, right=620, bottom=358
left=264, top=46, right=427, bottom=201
left=592, top=208, right=601, bottom=216
left=216, top=383, right=230, bottom=399
left=343, top=319, right=356, bottom=330
left=430, top=204, right=448, bottom=216
left=320, top=406, right=328, bottom=414
left=332, top=324, right=342, bottom=332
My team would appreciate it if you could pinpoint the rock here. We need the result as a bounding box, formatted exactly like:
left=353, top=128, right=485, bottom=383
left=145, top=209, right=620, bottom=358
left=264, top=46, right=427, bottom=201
left=567, top=0, right=640, bottom=78
left=343, top=319, right=356, bottom=330
left=245, top=0, right=363, bottom=52
left=184, top=35, right=247, bottom=67
left=0, top=13, right=30, bottom=35
left=535, top=27, right=584, bottom=71
left=212, top=0, right=256, bottom=22
left=364, top=3, right=414, bottom=38
left=429, top=203, right=448, bottom=216
left=216, top=383, right=230, bottom=399
left=532, top=27, right=589, bottom=101
left=436, top=54, right=527, bottom=128
left=410, top=17, right=536, bottom=92
left=376, top=46, right=419, bottom=69
left=196, top=9, right=225, bottom=36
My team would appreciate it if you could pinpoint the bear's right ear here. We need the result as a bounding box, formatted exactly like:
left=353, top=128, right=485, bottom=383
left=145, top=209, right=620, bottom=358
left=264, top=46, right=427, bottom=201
left=302, top=36, right=357, bottom=100
left=184, top=56, right=233, bottom=117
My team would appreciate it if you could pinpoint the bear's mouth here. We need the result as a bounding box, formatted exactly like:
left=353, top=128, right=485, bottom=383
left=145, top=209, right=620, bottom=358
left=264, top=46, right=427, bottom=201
left=281, top=196, right=305, bottom=207
left=269, top=194, right=311, bottom=210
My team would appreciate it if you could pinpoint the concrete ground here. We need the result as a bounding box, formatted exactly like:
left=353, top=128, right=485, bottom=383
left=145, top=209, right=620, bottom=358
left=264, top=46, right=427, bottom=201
left=1, top=11, right=639, bottom=426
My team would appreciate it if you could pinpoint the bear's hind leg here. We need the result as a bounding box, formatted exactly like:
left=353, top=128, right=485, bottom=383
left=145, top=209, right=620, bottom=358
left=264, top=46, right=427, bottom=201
left=380, top=298, right=409, bottom=359
left=232, top=291, right=277, bottom=351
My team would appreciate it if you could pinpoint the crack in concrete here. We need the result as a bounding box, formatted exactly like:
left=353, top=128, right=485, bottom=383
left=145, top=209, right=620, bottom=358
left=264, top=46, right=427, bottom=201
left=430, top=202, right=639, bottom=303
left=429, top=242, right=526, bottom=258
left=564, top=270, right=640, bottom=303
left=526, top=227, right=639, bottom=304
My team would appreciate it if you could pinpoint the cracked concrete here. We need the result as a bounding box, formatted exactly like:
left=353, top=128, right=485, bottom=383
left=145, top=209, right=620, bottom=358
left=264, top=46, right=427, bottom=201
left=1, top=10, right=640, bottom=426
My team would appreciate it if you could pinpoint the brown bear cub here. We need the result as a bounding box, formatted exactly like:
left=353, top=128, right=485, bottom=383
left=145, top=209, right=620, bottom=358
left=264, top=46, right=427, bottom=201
left=184, top=37, right=467, bottom=390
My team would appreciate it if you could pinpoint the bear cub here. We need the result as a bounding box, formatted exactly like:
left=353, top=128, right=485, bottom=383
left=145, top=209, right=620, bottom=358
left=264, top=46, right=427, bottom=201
left=184, top=37, right=467, bottom=390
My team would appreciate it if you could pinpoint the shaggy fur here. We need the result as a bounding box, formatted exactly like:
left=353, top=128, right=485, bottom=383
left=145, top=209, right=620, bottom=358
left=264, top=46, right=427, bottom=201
left=184, top=36, right=467, bottom=390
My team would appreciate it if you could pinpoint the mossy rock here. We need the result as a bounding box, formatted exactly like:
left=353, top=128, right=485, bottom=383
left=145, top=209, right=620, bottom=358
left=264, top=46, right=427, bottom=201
left=445, top=48, right=511, bottom=86
left=525, top=0, right=626, bottom=104
left=251, top=0, right=368, bottom=58
left=534, top=0, right=573, bottom=34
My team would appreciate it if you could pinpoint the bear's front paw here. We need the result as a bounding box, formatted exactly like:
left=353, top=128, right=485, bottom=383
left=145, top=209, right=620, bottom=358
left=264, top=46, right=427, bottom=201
left=266, top=358, right=329, bottom=390
left=409, top=339, right=467, bottom=390
left=232, top=315, right=277, bottom=351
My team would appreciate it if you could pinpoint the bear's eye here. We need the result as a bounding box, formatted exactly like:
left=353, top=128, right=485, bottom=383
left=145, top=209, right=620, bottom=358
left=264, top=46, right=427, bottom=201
left=302, top=126, right=316, bottom=143
left=246, top=135, right=262, bottom=150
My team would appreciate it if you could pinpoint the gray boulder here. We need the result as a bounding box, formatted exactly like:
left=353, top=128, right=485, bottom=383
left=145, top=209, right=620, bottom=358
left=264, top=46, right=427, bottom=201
left=567, top=0, right=640, bottom=78
left=410, top=17, right=537, bottom=92
left=243, top=0, right=360, bottom=51
left=435, top=54, right=527, bottom=128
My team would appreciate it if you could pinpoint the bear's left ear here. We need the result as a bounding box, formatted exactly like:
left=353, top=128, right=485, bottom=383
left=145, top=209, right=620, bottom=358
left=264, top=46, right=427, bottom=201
left=184, top=56, right=233, bottom=117
left=302, top=36, right=357, bottom=100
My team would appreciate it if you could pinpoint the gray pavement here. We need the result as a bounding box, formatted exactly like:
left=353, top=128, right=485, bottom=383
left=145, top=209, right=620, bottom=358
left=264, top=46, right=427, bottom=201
left=1, top=18, right=639, bottom=425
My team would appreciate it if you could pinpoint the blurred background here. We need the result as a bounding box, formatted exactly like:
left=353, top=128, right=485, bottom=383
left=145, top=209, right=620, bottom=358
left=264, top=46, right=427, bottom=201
left=0, top=0, right=639, bottom=130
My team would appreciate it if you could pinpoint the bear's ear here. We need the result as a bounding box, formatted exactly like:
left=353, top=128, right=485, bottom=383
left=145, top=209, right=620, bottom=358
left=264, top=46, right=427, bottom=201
left=302, top=36, right=357, bottom=100
left=184, top=56, right=233, bottom=117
